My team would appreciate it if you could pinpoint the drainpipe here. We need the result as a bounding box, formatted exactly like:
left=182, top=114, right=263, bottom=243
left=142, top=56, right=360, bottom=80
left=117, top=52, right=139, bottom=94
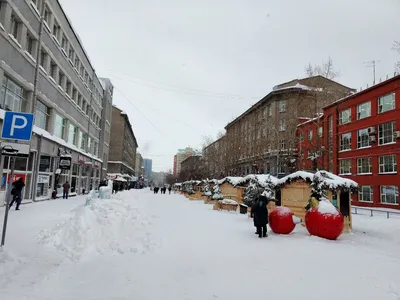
left=31, top=0, right=46, bottom=201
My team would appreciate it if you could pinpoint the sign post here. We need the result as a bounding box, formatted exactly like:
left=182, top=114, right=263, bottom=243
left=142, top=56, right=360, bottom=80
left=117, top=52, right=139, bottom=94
left=1, top=112, right=34, bottom=247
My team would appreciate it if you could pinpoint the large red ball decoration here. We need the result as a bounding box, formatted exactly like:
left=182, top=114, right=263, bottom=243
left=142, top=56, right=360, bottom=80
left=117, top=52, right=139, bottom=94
left=305, top=207, right=344, bottom=240
left=269, top=207, right=296, bottom=234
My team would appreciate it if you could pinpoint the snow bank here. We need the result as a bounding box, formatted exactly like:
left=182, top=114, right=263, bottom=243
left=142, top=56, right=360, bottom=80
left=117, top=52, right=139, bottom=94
left=318, top=198, right=339, bottom=215
left=38, top=199, right=156, bottom=260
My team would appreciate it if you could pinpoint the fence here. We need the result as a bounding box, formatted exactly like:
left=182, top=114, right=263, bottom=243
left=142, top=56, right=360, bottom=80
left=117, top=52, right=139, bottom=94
left=352, top=206, right=400, bottom=219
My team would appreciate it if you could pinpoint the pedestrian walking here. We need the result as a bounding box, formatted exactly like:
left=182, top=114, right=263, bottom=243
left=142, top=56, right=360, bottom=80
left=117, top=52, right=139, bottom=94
left=168, top=186, right=172, bottom=194
left=9, top=177, right=25, bottom=211
left=62, top=181, right=70, bottom=199
left=252, top=195, right=269, bottom=238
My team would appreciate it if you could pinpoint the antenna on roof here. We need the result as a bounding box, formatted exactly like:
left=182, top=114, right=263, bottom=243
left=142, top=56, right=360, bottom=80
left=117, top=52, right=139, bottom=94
left=363, top=60, right=380, bottom=85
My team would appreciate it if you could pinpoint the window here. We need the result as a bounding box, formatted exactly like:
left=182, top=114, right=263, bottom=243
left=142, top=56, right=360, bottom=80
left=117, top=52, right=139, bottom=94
left=0, top=76, right=27, bottom=112
left=357, top=157, right=372, bottom=174
left=299, top=132, right=304, bottom=142
left=82, top=100, right=86, bottom=112
left=339, top=109, right=351, bottom=124
left=35, top=100, right=49, bottom=130
left=40, top=49, right=47, bottom=68
left=85, top=103, right=90, bottom=115
left=52, top=20, right=60, bottom=40
left=308, top=129, right=313, bottom=140
left=58, top=71, right=64, bottom=88
left=379, top=155, right=397, bottom=173
left=50, top=61, right=57, bottom=80
left=339, top=160, right=351, bottom=175
left=279, top=100, right=287, bottom=112
left=66, top=81, right=72, bottom=96
left=74, top=57, right=80, bottom=69
left=26, top=33, right=35, bottom=55
left=68, top=47, right=74, bottom=61
left=380, top=186, right=399, bottom=205
left=93, top=141, right=98, bottom=157
left=357, top=128, right=370, bottom=148
left=378, top=122, right=395, bottom=145
left=72, top=88, right=77, bottom=101
left=279, top=119, right=286, bottom=131
left=318, top=127, right=323, bottom=137
left=357, top=102, right=371, bottom=120
left=358, top=186, right=373, bottom=202
left=77, top=94, right=82, bottom=107
left=61, top=34, right=67, bottom=51
left=80, top=132, right=87, bottom=150
left=280, top=139, right=286, bottom=150
left=340, top=133, right=351, bottom=151
left=43, top=5, right=50, bottom=25
left=54, top=113, right=66, bottom=139
left=68, top=124, right=78, bottom=146
left=378, top=93, right=395, bottom=113
left=10, top=15, right=20, bottom=41
left=80, top=66, right=85, bottom=77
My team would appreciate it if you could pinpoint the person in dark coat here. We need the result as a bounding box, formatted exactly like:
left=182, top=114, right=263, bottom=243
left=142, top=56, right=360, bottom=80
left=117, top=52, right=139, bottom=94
left=168, top=186, right=172, bottom=194
left=62, top=181, right=70, bottom=199
left=9, top=177, right=25, bottom=211
left=251, top=200, right=259, bottom=235
left=252, top=195, right=269, bottom=238
left=112, top=181, right=119, bottom=194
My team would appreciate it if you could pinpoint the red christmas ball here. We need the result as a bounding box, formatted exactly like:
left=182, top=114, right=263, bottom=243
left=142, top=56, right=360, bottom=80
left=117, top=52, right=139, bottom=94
left=269, top=207, right=296, bottom=234
left=305, top=204, right=344, bottom=240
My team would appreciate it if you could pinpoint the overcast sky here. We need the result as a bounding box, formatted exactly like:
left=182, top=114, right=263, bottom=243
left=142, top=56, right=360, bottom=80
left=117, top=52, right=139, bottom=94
left=60, top=0, right=400, bottom=172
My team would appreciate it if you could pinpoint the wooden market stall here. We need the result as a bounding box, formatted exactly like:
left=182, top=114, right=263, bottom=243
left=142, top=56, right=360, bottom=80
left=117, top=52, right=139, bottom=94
left=217, top=177, right=246, bottom=204
left=276, top=170, right=358, bottom=232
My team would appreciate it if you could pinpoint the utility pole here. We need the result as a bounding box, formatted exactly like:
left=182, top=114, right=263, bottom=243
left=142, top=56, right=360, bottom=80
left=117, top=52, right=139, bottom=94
left=363, top=60, right=380, bottom=85
left=31, top=0, right=46, bottom=202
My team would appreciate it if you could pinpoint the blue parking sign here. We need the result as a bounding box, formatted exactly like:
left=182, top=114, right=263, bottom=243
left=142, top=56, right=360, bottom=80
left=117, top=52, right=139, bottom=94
left=1, top=112, right=34, bottom=141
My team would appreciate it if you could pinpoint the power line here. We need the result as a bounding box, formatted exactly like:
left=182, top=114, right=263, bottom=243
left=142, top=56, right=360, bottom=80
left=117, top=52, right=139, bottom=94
left=106, top=69, right=260, bottom=101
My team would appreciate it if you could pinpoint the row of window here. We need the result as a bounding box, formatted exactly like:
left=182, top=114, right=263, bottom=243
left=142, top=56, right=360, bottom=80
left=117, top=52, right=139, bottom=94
left=339, top=154, right=397, bottom=175
left=358, top=186, right=399, bottom=205
left=339, top=121, right=396, bottom=151
left=339, top=92, right=396, bottom=124
left=1, top=1, right=102, bottom=127
left=31, top=0, right=103, bottom=106
left=1, top=75, right=100, bottom=158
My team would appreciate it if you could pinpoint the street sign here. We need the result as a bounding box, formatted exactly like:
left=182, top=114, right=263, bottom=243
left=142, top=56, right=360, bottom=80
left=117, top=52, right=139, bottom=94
left=1, top=111, right=34, bottom=141
left=1, top=142, right=30, bottom=157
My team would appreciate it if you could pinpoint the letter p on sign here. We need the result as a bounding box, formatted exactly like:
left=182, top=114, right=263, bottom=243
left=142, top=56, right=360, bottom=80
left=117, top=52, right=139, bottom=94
left=1, top=112, right=34, bottom=141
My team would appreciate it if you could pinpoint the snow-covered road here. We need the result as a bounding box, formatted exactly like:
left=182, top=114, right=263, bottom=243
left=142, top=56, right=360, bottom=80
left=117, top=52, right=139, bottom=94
left=1, top=190, right=400, bottom=300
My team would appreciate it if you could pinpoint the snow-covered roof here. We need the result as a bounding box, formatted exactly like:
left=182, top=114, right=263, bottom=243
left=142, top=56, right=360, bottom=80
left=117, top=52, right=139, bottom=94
left=277, top=171, right=314, bottom=186
left=297, top=113, right=324, bottom=127
left=274, top=82, right=323, bottom=92
left=217, top=177, right=244, bottom=186
left=315, top=170, right=358, bottom=191
left=236, top=174, right=279, bottom=187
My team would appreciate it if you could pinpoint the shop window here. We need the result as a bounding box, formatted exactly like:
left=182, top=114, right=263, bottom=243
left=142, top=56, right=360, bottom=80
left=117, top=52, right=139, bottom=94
left=39, top=155, right=51, bottom=172
left=0, top=76, right=27, bottom=112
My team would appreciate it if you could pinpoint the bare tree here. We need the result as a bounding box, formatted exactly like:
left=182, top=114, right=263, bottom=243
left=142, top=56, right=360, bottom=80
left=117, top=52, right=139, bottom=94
left=393, top=41, right=400, bottom=72
left=305, top=57, right=340, bottom=79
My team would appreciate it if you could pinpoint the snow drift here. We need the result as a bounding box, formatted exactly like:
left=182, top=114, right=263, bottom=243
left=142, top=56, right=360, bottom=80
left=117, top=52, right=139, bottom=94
left=38, top=198, right=157, bottom=261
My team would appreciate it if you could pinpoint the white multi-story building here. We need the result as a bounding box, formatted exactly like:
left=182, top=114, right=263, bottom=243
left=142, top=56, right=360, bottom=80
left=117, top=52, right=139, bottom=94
left=0, top=0, right=113, bottom=201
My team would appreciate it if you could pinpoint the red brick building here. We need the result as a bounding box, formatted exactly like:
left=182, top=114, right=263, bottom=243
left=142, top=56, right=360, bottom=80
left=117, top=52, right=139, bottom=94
left=298, top=74, right=400, bottom=209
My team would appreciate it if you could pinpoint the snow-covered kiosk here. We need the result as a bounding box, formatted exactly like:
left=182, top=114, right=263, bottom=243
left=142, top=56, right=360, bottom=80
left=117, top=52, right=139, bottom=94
left=238, top=174, right=279, bottom=208
left=276, top=171, right=358, bottom=232
left=217, top=177, right=245, bottom=203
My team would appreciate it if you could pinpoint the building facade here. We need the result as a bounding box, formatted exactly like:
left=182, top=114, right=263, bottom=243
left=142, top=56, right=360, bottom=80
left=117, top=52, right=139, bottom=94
left=99, top=78, right=113, bottom=179
left=143, top=158, right=152, bottom=182
left=202, top=136, right=226, bottom=179
left=298, top=74, right=400, bottom=209
left=107, top=106, right=138, bottom=175
left=224, top=76, right=354, bottom=177
left=173, top=147, right=197, bottom=176
left=135, top=152, right=143, bottom=177
left=0, top=0, right=112, bottom=201
left=180, top=155, right=203, bottom=181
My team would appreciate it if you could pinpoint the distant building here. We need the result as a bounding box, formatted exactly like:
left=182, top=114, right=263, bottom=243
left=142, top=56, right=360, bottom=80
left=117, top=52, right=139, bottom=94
left=143, top=159, right=153, bottom=181
left=173, top=147, right=198, bottom=176
left=107, top=106, right=138, bottom=175
left=180, top=155, right=203, bottom=181
left=135, top=152, right=144, bottom=177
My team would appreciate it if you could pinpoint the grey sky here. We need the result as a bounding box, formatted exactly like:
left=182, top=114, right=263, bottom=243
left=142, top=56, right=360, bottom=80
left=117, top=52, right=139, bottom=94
left=60, top=0, right=400, bottom=172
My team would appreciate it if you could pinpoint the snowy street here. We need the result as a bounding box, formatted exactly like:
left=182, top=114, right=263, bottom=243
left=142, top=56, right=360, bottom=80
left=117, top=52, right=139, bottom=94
left=1, top=190, right=400, bottom=300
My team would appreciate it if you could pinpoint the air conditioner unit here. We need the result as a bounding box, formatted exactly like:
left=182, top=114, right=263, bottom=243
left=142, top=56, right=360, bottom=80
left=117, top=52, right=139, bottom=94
left=369, top=135, right=376, bottom=143
left=394, top=131, right=400, bottom=139
left=368, top=127, right=376, bottom=135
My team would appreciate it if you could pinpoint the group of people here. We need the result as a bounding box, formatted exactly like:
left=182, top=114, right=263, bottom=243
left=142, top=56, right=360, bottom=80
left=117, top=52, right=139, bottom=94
left=153, top=186, right=171, bottom=194
left=250, top=195, right=269, bottom=238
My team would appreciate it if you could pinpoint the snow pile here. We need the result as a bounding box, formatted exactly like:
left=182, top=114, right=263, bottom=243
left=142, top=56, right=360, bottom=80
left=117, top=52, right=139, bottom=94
left=275, top=206, right=293, bottom=217
left=219, top=199, right=238, bottom=205
left=317, top=198, right=339, bottom=215
left=38, top=199, right=156, bottom=260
